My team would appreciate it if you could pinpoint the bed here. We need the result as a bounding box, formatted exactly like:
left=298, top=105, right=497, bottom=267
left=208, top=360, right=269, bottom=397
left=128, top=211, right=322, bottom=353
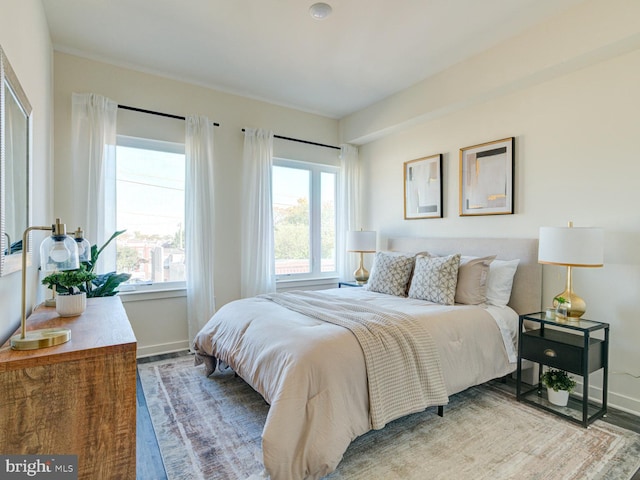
left=193, top=237, right=541, bottom=480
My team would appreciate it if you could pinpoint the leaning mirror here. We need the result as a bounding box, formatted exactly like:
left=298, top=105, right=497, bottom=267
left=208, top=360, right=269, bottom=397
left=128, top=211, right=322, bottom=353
left=1, top=45, right=32, bottom=276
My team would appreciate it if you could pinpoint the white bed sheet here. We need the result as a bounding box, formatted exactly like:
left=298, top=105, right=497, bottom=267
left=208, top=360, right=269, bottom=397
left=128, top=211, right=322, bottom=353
left=484, top=304, right=519, bottom=363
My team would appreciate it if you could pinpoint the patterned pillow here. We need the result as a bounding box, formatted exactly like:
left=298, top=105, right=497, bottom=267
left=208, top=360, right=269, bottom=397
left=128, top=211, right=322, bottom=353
left=408, top=254, right=461, bottom=305
left=363, top=252, right=415, bottom=296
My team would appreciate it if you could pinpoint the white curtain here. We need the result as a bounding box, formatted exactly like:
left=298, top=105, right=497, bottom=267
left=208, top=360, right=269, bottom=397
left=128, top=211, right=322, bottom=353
left=337, top=144, right=361, bottom=281
left=241, top=128, right=276, bottom=297
left=71, top=93, right=118, bottom=273
left=185, top=115, right=217, bottom=344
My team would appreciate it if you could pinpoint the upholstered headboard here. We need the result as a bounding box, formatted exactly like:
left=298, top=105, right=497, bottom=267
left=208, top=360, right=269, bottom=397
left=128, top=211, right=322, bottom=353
left=387, top=237, right=542, bottom=315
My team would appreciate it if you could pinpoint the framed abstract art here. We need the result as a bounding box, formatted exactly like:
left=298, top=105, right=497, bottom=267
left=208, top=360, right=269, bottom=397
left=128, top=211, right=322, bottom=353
left=459, top=137, right=514, bottom=216
left=404, top=154, right=443, bottom=219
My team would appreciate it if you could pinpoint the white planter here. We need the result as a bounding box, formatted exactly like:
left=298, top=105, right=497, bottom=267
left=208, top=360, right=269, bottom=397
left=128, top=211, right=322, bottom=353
left=547, top=387, right=570, bottom=407
left=56, top=292, right=87, bottom=317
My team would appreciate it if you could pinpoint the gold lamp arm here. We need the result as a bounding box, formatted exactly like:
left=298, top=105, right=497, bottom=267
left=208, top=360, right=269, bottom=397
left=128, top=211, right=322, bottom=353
left=20, top=225, right=53, bottom=339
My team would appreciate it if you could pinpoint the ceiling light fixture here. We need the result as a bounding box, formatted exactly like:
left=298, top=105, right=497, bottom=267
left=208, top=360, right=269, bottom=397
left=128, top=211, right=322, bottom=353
left=309, top=2, right=332, bottom=20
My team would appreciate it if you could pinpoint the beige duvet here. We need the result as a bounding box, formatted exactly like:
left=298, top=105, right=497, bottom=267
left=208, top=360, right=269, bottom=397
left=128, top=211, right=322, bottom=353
left=193, top=288, right=517, bottom=480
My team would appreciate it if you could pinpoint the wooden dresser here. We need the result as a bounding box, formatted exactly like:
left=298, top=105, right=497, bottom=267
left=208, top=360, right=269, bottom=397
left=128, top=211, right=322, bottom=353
left=0, top=297, right=137, bottom=479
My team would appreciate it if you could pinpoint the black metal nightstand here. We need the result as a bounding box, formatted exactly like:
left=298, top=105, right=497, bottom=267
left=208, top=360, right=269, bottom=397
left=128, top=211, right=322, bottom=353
left=516, top=312, right=609, bottom=428
left=338, top=281, right=363, bottom=288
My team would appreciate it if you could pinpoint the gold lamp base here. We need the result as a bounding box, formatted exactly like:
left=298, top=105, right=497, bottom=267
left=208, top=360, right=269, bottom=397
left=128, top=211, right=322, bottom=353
left=553, top=289, right=586, bottom=318
left=10, top=328, right=71, bottom=350
left=553, top=265, right=587, bottom=318
left=354, top=252, right=370, bottom=284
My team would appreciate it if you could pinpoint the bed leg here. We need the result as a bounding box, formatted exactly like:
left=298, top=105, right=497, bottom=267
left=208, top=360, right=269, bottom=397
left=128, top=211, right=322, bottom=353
left=438, top=405, right=444, bottom=417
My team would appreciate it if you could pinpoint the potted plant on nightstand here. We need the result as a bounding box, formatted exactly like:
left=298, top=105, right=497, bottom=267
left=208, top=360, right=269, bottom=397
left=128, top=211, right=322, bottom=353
left=541, top=368, right=577, bottom=407
left=42, top=265, right=97, bottom=317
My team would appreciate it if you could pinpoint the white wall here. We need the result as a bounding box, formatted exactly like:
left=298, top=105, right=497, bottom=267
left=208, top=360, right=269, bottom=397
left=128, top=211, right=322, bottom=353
left=0, top=0, right=53, bottom=343
left=52, top=52, right=340, bottom=356
left=340, top=0, right=640, bottom=415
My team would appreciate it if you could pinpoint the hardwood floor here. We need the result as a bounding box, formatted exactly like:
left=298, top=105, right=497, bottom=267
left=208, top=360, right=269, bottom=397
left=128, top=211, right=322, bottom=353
left=136, top=352, right=188, bottom=480
left=135, top=354, right=640, bottom=480
left=136, top=370, right=167, bottom=480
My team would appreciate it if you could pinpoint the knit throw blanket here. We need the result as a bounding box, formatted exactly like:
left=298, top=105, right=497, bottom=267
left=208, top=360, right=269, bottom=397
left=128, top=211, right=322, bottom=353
left=261, top=291, right=449, bottom=429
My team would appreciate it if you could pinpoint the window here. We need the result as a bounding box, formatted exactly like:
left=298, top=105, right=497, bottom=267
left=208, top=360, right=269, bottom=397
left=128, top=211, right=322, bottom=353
left=115, top=136, right=186, bottom=289
left=272, top=159, right=337, bottom=279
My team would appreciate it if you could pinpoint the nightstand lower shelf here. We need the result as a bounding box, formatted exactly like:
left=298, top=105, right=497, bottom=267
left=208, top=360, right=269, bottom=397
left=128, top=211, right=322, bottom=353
left=519, top=384, right=607, bottom=426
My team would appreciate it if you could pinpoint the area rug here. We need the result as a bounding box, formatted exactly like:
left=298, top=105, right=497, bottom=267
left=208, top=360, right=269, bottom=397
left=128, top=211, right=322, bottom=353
left=137, top=355, right=640, bottom=480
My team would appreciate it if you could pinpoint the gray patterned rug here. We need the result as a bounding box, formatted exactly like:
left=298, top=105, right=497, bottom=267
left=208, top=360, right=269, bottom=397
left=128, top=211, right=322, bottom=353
left=138, top=355, right=640, bottom=480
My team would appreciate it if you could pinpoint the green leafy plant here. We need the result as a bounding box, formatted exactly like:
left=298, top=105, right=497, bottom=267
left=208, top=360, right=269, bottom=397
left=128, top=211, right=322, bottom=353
left=42, top=265, right=96, bottom=295
left=541, top=368, right=576, bottom=392
left=83, top=230, right=132, bottom=297
left=42, top=230, right=132, bottom=297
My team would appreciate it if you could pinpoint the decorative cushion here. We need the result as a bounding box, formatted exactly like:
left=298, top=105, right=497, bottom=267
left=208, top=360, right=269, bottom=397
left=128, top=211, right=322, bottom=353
left=485, top=259, right=520, bottom=307
left=363, top=252, right=415, bottom=297
left=405, top=250, right=431, bottom=295
left=455, top=255, right=496, bottom=305
left=408, top=254, right=461, bottom=305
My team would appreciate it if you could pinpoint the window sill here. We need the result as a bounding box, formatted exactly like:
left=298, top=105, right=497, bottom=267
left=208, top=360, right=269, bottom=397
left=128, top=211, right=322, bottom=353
left=118, top=287, right=187, bottom=303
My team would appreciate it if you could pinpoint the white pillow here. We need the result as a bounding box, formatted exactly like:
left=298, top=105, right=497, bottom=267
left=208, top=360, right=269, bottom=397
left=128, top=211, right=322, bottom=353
left=485, top=259, right=520, bottom=307
left=363, top=251, right=415, bottom=297
left=408, top=254, right=461, bottom=305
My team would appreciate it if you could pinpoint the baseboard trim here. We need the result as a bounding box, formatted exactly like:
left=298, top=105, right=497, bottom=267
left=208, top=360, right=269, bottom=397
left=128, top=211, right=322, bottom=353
left=574, top=381, right=640, bottom=418
left=137, top=341, right=190, bottom=358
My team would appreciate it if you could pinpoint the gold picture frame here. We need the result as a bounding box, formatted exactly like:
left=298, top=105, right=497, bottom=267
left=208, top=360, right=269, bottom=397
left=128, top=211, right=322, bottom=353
left=404, top=154, right=443, bottom=219
left=459, top=137, right=514, bottom=216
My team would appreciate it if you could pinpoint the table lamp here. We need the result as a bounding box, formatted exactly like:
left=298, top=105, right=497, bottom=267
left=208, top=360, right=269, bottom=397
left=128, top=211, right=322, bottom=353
left=74, top=227, right=92, bottom=262
left=346, top=230, right=376, bottom=284
left=538, top=221, right=604, bottom=318
left=11, top=218, right=80, bottom=350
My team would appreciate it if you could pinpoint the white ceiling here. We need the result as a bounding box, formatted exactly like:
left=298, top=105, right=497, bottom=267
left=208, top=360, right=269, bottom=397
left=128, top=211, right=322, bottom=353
left=41, top=0, right=585, bottom=119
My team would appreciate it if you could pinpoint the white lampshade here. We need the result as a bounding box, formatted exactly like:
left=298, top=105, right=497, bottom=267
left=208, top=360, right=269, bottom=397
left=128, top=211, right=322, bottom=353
left=538, top=225, right=604, bottom=267
left=346, top=230, right=376, bottom=253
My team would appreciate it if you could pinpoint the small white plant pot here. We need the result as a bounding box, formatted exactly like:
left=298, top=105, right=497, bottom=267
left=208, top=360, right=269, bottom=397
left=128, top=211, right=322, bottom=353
left=56, top=292, right=87, bottom=317
left=547, top=387, right=569, bottom=407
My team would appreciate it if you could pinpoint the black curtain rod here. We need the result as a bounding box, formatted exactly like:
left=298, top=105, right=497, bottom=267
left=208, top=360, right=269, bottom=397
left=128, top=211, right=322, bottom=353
left=241, top=128, right=340, bottom=151
left=118, top=104, right=220, bottom=127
